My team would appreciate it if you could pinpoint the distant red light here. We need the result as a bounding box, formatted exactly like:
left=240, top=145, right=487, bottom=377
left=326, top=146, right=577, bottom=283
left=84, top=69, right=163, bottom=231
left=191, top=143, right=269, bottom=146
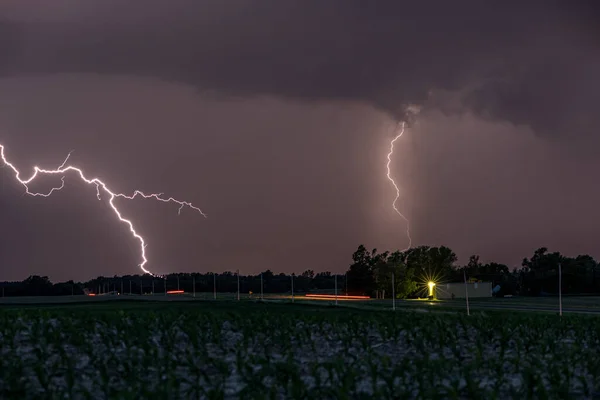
left=87, top=293, right=96, bottom=296
left=166, top=290, right=185, bottom=294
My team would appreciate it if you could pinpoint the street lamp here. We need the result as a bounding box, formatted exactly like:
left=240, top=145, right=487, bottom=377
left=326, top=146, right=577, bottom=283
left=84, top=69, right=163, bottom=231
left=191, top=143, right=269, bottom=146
left=428, top=281, right=436, bottom=298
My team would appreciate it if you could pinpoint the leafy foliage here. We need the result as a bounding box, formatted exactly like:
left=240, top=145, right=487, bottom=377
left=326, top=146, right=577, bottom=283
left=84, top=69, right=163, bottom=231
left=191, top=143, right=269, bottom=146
left=347, top=244, right=600, bottom=298
left=1, top=303, right=599, bottom=398
left=347, top=245, right=459, bottom=298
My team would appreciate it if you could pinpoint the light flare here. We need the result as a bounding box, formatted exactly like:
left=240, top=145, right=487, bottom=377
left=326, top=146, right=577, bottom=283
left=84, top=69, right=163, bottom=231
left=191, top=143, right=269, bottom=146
left=0, top=145, right=206, bottom=276
left=386, top=121, right=412, bottom=251
left=428, top=281, right=436, bottom=297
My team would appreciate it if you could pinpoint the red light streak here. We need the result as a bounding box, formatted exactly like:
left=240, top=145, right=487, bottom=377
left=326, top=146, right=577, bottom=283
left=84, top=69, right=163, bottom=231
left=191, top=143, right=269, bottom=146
left=305, top=294, right=370, bottom=300
left=166, top=290, right=185, bottom=294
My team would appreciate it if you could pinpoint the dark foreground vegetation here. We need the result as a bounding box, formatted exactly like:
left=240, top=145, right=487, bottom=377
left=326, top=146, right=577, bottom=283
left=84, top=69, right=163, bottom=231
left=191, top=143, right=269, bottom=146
left=1, top=245, right=597, bottom=299
left=1, top=301, right=600, bottom=399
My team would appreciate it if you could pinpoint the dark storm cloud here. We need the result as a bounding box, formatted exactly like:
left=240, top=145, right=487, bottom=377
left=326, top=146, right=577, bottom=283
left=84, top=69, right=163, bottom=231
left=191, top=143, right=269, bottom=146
left=1, top=1, right=600, bottom=282
left=1, top=0, right=598, bottom=137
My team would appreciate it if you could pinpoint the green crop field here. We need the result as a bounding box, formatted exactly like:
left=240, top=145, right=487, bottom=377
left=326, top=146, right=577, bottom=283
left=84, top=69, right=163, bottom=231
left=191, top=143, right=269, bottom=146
left=1, top=300, right=599, bottom=399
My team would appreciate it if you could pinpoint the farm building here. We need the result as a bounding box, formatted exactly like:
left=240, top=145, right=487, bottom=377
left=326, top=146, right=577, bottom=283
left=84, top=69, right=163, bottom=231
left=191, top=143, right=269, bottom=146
left=436, top=281, right=492, bottom=299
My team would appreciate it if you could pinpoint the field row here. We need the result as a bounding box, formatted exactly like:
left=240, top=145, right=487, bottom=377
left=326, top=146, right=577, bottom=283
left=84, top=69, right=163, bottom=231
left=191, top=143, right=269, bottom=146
left=1, top=303, right=600, bottom=398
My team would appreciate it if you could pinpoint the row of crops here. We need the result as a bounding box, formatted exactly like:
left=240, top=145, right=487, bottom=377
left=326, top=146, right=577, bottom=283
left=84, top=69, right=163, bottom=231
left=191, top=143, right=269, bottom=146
left=0, top=302, right=599, bottom=399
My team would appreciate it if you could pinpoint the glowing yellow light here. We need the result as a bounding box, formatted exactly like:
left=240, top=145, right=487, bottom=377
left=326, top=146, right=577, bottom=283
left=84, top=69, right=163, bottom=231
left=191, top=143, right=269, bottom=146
left=428, top=281, right=436, bottom=297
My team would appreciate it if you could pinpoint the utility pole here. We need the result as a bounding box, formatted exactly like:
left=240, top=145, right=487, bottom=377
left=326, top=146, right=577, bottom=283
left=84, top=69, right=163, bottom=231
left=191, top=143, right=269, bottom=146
left=392, top=272, right=395, bottom=311
left=129, top=280, right=132, bottom=295
left=291, top=274, right=294, bottom=303
left=345, top=272, right=348, bottom=296
left=237, top=270, right=240, bottom=301
left=559, top=262, right=563, bottom=317
left=464, top=269, right=470, bottom=316
left=177, top=275, right=180, bottom=291
left=335, top=275, right=338, bottom=306
left=260, top=273, right=263, bottom=301
left=164, top=278, right=167, bottom=296
left=213, top=273, right=216, bottom=300
left=121, top=280, right=123, bottom=295
left=193, top=276, right=196, bottom=298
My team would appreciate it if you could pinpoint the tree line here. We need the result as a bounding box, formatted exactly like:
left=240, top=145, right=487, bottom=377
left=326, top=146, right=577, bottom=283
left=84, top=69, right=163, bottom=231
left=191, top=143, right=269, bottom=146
left=0, top=270, right=347, bottom=297
left=346, top=245, right=600, bottom=298
left=0, top=246, right=598, bottom=298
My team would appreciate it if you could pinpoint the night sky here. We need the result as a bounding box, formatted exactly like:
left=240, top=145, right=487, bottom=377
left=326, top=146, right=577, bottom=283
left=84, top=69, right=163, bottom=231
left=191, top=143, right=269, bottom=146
left=0, top=1, right=599, bottom=281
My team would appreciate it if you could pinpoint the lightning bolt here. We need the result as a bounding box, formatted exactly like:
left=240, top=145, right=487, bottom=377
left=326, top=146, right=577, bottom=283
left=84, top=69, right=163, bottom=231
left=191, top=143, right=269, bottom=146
left=0, top=145, right=206, bottom=276
left=386, top=121, right=412, bottom=251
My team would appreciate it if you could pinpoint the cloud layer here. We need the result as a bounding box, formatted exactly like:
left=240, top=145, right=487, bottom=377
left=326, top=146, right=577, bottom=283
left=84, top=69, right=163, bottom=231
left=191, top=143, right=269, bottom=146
left=1, top=2, right=599, bottom=281
left=1, top=0, right=598, bottom=136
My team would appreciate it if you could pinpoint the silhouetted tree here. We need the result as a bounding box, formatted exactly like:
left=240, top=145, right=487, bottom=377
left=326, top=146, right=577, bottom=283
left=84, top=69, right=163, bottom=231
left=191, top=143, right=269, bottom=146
left=3, top=245, right=600, bottom=298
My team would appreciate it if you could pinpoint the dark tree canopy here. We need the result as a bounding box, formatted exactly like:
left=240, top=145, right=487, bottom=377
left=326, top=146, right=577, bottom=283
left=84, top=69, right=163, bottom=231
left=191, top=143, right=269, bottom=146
left=346, top=245, right=599, bottom=298
left=1, top=246, right=597, bottom=298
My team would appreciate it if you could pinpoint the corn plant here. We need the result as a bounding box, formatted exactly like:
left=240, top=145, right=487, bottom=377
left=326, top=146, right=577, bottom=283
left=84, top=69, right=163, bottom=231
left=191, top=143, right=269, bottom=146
left=1, top=303, right=600, bottom=398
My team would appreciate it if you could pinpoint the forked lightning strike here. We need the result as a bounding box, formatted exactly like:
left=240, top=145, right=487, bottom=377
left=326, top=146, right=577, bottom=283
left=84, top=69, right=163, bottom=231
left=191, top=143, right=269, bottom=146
left=0, top=145, right=206, bottom=276
left=386, top=121, right=412, bottom=251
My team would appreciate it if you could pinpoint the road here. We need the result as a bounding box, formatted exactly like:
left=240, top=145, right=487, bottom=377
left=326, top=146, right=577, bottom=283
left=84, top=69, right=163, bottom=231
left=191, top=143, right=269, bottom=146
left=3, top=293, right=600, bottom=315
left=386, top=298, right=600, bottom=315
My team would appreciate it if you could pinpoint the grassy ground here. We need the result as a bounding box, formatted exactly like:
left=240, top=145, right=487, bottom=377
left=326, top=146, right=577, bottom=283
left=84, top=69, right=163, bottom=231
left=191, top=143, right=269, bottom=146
left=4, top=293, right=600, bottom=314
left=2, top=300, right=600, bottom=398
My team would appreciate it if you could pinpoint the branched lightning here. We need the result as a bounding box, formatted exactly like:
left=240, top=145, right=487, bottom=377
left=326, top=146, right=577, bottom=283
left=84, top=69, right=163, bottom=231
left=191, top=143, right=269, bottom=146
left=0, top=145, right=206, bottom=276
left=386, top=121, right=412, bottom=251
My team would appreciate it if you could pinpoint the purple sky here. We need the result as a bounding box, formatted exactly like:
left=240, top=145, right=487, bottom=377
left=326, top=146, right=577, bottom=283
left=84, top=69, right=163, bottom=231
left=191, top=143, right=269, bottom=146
left=0, top=1, right=599, bottom=281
